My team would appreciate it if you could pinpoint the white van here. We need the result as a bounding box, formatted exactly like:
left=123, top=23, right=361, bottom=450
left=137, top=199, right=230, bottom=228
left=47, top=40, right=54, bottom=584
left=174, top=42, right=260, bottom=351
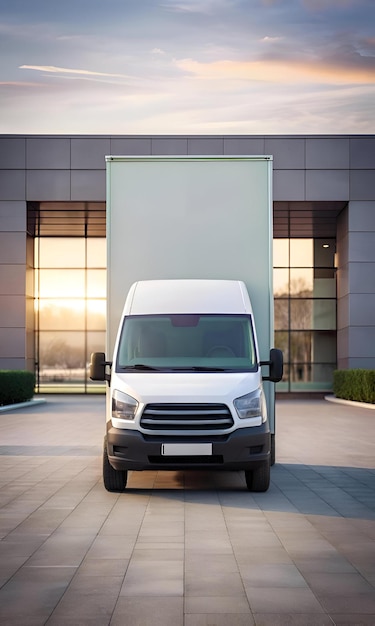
left=90, top=279, right=283, bottom=492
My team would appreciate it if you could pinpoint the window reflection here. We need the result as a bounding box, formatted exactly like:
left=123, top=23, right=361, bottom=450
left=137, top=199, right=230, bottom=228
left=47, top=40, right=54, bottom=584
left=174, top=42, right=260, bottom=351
left=39, top=269, right=85, bottom=298
left=87, top=238, right=106, bottom=267
left=273, top=239, right=289, bottom=267
left=35, top=237, right=106, bottom=392
left=273, top=269, right=289, bottom=297
left=39, top=238, right=85, bottom=268
left=274, top=238, right=336, bottom=392
left=290, top=239, right=313, bottom=267
left=289, top=269, right=313, bottom=296
left=87, top=269, right=106, bottom=298
left=38, top=300, right=86, bottom=330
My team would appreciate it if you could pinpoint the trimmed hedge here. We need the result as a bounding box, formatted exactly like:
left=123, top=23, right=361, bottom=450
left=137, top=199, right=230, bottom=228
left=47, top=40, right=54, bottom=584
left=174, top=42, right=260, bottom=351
left=333, top=369, right=375, bottom=404
left=0, top=370, right=35, bottom=406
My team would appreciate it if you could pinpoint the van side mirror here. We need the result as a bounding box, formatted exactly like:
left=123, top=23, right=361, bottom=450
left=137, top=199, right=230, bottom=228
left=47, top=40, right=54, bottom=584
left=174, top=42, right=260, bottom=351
left=261, top=348, right=283, bottom=382
left=90, top=352, right=111, bottom=381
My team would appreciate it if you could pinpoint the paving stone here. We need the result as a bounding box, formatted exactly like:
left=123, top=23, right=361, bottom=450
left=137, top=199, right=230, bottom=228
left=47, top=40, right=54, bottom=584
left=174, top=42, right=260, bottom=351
left=0, top=396, right=374, bottom=625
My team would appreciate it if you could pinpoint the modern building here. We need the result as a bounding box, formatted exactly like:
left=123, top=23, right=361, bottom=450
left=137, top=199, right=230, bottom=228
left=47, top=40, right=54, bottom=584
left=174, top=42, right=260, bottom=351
left=0, top=134, right=374, bottom=394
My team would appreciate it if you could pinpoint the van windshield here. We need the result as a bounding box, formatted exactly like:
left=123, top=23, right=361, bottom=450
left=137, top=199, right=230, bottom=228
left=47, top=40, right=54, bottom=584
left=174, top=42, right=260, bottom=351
left=116, top=314, right=258, bottom=372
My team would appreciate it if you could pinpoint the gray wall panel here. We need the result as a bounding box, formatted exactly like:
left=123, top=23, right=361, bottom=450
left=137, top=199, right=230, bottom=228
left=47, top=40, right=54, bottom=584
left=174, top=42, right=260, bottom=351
left=336, top=203, right=348, bottom=241
left=349, top=262, right=375, bottom=293
left=306, top=137, right=349, bottom=169
left=0, top=265, right=25, bottom=294
left=0, top=201, right=26, bottom=231
left=111, top=137, right=152, bottom=156
left=224, top=137, right=265, bottom=155
left=349, top=327, right=375, bottom=361
left=0, top=137, right=25, bottom=169
left=337, top=264, right=348, bottom=299
left=0, top=295, right=25, bottom=326
left=265, top=138, right=305, bottom=169
left=0, top=328, right=25, bottom=358
left=306, top=170, right=349, bottom=201
left=187, top=137, right=224, bottom=154
left=350, top=136, right=375, bottom=169
left=0, top=358, right=28, bottom=369
left=347, top=357, right=375, bottom=369
left=349, top=232, right=375, bottom=262
left=350, top=170, right=375, bottom=201
left=26, top=170, right=70, bottom=201
left=273, top=170, right=305, bottom=201
left=151, top=138, right=187, bottom=155
left=71, top=170, right=106, bottom=201
left=0, top=170, right=26, bottom=200
left=26, top=137, right=71, bottom=169
left=337, top=293, right=349, bottom=328
left=337, top=327, right=349, bottom=368
left=0, top=233, right=26, bottom=264
left=349, top=293, right=375, bottom=326
left=71, top=138, right=110, bottom=169
left=348, top=201, right=375, bottom=230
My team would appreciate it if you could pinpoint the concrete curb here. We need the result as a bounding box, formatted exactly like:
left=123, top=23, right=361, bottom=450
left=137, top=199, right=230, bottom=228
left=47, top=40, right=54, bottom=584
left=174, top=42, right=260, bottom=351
left=325, top=395, right=375, bottom=410
left=0, top=398, right=47, bottom=413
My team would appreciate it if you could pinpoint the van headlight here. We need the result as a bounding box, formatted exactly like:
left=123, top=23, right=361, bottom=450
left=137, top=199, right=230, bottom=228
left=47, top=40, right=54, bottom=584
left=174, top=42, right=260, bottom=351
left=234, top=388, right=267, bottom=423
left=112, top=390, right=138, bottom=420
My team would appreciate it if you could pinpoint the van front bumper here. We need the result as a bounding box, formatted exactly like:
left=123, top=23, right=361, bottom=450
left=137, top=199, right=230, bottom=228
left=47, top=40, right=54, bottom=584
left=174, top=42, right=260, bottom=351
left=106, top=423, right=270, bottom=472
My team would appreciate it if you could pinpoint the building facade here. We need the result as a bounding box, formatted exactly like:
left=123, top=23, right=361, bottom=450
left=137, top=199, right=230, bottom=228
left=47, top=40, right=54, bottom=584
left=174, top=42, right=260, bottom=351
left=0, top=135, right=374, bottom=393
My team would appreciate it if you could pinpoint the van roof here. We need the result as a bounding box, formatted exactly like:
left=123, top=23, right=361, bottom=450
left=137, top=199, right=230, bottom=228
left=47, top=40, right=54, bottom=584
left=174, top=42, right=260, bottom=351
left=124, top=279, right=253, bottom=316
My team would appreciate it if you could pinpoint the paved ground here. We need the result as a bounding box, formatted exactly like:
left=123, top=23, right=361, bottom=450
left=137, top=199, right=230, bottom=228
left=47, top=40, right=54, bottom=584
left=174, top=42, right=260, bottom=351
left=0, top=395, right=374, bottom=626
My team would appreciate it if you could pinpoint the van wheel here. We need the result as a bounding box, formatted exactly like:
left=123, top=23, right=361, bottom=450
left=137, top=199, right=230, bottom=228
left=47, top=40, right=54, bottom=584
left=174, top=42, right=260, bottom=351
left=245, top=460, right=270, bottom=492
left=103, top=436, right=128, bottom=492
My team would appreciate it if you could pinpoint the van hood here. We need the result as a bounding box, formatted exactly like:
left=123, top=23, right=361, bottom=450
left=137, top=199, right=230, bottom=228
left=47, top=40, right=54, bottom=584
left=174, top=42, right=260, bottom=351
left=112, top=371, right=260, bottom=405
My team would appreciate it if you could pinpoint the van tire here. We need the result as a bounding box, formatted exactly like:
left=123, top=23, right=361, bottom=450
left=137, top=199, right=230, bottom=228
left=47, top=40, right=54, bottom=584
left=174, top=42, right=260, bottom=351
left=245, top=460, right=270, bottom=492
left=271, top=434, right=276, bottom=466
left=103, top=436, right=128, bottom=492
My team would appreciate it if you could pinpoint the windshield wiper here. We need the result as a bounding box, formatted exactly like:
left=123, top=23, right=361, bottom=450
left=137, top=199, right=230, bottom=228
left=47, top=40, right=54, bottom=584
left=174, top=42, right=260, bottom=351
left=172, top=366, right=226, bottom=372
left=120, top=364, right=161, bottom=371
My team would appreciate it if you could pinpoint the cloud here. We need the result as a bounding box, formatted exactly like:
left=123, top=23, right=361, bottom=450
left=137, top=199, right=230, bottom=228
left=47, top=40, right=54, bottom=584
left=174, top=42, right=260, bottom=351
left=161, top=0, right=235, bottom=14
left=302, top=0, right=362, bottom=10
left=19, top=65, right=130, bottom=79
left=174, top=55, right=375, bottom=85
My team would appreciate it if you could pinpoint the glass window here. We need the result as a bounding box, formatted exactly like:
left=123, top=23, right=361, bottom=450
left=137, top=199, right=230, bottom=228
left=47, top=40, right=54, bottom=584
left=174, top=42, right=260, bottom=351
left=290, top=268, right=313, bottom=296
left=312, top=300, right=336, bottom=330
left=290, top=331, right=312, bottom=363
left=312, top=331, right=336, bottom=363
left=273, top=239, right=289, bottom=267
left=273, top=269, right=289, bottom=297
left=274, top=331, right=289, bottom=361
left=87, top=300, right=106, bottom=331
left=38, top=299, right=86, bottom=330
left=87, top=238, right=106, bottom=268
left=39, top=238, right=85, bottom=268
left=117, top=314, right=257, bottom=371
left=290, top=300, right=313, bottom=330
left=290, top=239, right=313, bottom=267
left=274, top=300, right=288, bottom=331
left=290, top=299, right=336, bottom=330
left=39, top=331, right=85, bottom=382
left=290, top=363, right=336, bottom=392
left=87, top=269, right=106, bottom=298
left=39, top=269, right=85, bottom=298
left=35, top=235, right=107, bottom=393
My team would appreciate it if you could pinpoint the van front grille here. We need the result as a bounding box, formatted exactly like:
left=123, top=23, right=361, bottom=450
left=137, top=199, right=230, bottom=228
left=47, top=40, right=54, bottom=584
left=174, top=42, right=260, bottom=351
left=140, top=403, right=234, bottom=432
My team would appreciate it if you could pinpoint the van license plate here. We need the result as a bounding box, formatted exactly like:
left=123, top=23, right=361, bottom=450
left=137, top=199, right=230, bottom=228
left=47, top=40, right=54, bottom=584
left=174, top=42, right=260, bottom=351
left=161, top=443, right=212, bottom=456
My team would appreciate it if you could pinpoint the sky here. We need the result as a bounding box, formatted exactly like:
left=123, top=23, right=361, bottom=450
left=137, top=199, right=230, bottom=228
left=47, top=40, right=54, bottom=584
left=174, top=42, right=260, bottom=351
left=0, top=0, right=374, bottom=135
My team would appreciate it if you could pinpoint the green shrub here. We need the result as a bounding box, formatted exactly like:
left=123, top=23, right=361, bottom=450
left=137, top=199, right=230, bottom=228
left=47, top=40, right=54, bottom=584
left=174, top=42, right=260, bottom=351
left=0, top=370, right=35, bottom=406
left=333, top=369, right=375, bottom=404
